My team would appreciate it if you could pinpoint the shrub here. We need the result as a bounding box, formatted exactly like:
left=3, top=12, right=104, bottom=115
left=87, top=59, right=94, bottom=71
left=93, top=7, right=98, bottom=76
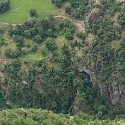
left=0, top=0, right=10, bottom=14
left=45, top=38, right=58, bottom=51
left=33, top=35, right=43, bottom=44
left=29, top=8, right=37, bottom=17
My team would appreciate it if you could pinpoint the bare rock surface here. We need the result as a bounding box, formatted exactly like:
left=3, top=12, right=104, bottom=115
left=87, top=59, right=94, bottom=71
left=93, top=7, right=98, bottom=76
left=77, top=62, right=125, bottom=106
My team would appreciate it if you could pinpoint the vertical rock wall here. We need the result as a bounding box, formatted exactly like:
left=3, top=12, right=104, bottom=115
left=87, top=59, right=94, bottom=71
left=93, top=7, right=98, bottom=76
left=77, top=63, right=125, bottom=106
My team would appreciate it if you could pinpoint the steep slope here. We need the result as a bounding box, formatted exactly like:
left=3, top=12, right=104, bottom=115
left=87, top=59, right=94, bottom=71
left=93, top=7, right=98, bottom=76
left=0, top=0, right=125, bottom=120
left=52, top=0, right=125, bottom=107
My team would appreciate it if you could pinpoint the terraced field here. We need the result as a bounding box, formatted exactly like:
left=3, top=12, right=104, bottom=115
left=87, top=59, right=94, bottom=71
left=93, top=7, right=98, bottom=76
left=0, top=0, right=57, bottom=23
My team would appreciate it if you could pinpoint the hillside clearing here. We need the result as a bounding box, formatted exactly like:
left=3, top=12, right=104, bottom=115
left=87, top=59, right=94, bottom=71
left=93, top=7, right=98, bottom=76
left=0, top=0, right=57, bottom=23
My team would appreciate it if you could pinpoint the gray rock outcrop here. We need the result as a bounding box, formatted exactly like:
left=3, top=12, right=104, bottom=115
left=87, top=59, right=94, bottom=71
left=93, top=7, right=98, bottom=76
left=77, top=62, right=125, bottom=106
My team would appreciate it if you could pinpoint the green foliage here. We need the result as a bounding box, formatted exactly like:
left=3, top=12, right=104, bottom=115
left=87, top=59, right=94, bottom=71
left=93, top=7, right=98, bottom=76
left=2, top=42, right=109, bottom=117
left=51, top=0, right=64, bottom=7
left=29, top=8, right=37, bottom=17
left=0, top=0, right=10, bottom=13
left=80, top=0, right=125, bottom=86
left=31, top=43, right=38, bottom=52
left=33, top=35, right=43, bottom=44
left=45, top=38, right=58, bottom=51
left=23, top=30, right=32, bottom=38
left=0, top=108, right=124, bottom=125
left=5, top=49, right=21, bottom=58
left=13, top=35, right=24, bottom=47
left=65, top=32, right=74, bottom=40
left=53, top=0, right=90, bottom=19
left=1, top=0, right=125, bottom=120
left=0, top=37, right=6, bottom=47
left=118, top=13, right=125, bottom=27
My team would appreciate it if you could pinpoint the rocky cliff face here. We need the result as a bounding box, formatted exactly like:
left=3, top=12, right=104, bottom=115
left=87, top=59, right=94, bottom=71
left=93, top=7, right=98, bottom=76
left=77, top=62, right=125, bottom=106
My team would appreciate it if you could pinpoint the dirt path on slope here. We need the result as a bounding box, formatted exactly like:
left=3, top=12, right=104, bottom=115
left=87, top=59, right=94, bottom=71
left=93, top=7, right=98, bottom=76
left=56, top=8, right=85, bottom=32
left=0, top=16, right=85, bottom=33
left=54, top=15, right=85, bottom=32
left=0, top=6, right=85, bottom=32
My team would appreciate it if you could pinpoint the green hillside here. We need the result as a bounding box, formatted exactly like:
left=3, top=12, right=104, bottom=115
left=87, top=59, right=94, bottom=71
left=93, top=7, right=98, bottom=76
left=0, top=0, right=57, bottom=23
left=0, top=0, right=125, bottom=123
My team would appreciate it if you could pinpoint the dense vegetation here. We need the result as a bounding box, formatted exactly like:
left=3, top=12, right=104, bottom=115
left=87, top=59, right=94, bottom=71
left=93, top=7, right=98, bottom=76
left=0, top=0, right=10, bottom=13
left=0, top=18, right=107, bottom=118
left=0, top=108, right=125, bottom=125
left=52, top=0, right=125, bottom=84
left=0, top=17, right=124, bottom=119
left=52, top=0, right=94, bottom=19
left=0, top=0, right=125, bottom=123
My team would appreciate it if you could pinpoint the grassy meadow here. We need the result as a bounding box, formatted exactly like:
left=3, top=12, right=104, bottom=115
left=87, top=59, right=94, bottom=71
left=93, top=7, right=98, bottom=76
left=0, top=0, right=57, bottom=23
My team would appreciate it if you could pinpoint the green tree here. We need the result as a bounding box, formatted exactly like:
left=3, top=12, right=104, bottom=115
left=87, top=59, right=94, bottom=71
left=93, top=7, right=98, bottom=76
left=29, top=8, right=37, bottom=17
left=33, top=35, right=43, bottom=44
left=45, top=38, right=58, bottom=51
left=23, top=30, right=31, bottom=38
